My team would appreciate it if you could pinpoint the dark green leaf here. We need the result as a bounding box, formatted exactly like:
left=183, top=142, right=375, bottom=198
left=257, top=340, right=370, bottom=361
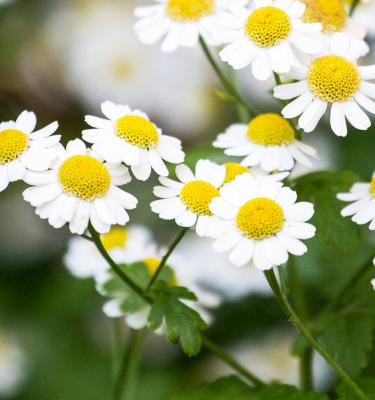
left=317, top=311, right=375, bottom=376
left=254, top=384, right=328, bottom=400
left=148, top=285, right=207, bottom=356
left=336, top=378, right=375, bottom=399
left=292, top=170, right=360, bottom=252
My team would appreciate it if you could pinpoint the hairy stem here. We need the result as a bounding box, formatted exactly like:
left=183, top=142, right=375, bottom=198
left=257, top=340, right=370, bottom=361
left=264, top=269, right=368, bottom=400
left=145, top=227, right=189, bottom=292
left=114, top=329, right=146, bottom=400
left=201, top=335, right=265, bottom=388
left=199, top=35, right=257, bottom=119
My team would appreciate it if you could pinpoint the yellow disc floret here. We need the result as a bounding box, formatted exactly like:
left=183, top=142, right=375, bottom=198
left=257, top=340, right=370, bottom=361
left=58, top=155, right=110, bottom=201
left=237, top=197, right=284, bottom=240
left=245, top=6, right=291, bottom=47
left=115, top=115, right=159, bottom=149
left=370, top=177, right=375, bottom=197
left=166, top=0, right=214, bottom=22
left=144, top=257, right=178, bottom=286
left=307, top=55, right=360, bottom=103
left=302, top=0, right=347, bottom=33
left=247, top=113, right=295, bottom=146
left=180, top=180, right=219, bottom=215
left=101, top=227, right=128, bottom=251
left=224, top=163, right=249, bottom=184
left=0, top=129, right=29, bottom=165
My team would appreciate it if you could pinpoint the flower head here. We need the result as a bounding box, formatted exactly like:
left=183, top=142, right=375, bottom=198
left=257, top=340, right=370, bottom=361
left=337, top=174, right=375, bottom=229
left=274, top=33, right=375, bottom=136
left=83, top=101, right=185, bottom=181
left=209, top=173, right=315, bottom=269
left=23, top=139, right=137, bottom=235
left=151, top=159, right=225, bottom=236
left=214, top=113, right=318, bottom=172
left=216, top=0, right=322, bottom=80
left=0, top=111, right=60, bottom=192
left=134, top=0, right=247, bottom=52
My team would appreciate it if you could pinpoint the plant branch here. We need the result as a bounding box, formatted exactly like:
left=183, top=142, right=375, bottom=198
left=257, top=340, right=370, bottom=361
left=199, top=35, right=257, bottom=119
left=201, top=335, right=265, bottom=388
left=145, top=227, right=189, bottom=292
left=88, top=225, right=152, bottom=303
left=264, top=269, right=368, bottom=400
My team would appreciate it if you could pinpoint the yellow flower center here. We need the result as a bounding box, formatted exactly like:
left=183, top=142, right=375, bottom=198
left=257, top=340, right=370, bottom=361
left=223, top=163, right=249, bottom=184
left=307, top=55, right=360, bottom=102
left=144, top=257, right=178, bottom=286
left=370, top=178, right=375, bottom=197
left=0, top=129, right=29, bottom=165
left=101, top=227, right=128, bottom=252
left=115, top=115, right=159, bottom=149
left=245, top=6, right=291, bottom=47
left=302, top=0, right=347, bottom=33
left=166, top=0, right=215, bottom=22
left=247, top=113, right=295, bottom=146
left=58, top=155, right=111, bottom=201
left=237, top=197, right=284, bottom=240
left=180, top=180, right=219, bottom=216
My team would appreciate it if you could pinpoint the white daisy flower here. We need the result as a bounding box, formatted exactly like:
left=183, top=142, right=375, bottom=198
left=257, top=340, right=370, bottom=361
left=301, top=0, right=369, bottom=56
left=23, top=139, right=138, bottom=235
left=0, top=111, right=60, bottom=192
left=83, top=101, right=185, bottom=181
left=151, top=159, right=226, bottom=237
left=134, top=0, right=247, bottom=52
left=100, top=245, right=221, bottom=328
left=274, top=33, right=375, bottom=136
left=64, top=225, right=154, bottom=279
left=337, top=173, right=375, bottom=229
left=209, top=173, right=316, bottom=270
left=214, top=113, right=318, bottom=172
left=216, top=0, right=322, bottom=81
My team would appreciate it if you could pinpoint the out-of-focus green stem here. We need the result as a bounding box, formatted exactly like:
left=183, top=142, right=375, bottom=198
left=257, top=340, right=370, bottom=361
left=350, top=0, right=360, bottom=15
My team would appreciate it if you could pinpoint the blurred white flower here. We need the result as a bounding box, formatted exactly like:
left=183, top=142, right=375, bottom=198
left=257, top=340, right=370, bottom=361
left=352, top=0, right=375, bottom=38
left=44, top=0, right=216, bottom=135
left=0, top=334, right=27, bottom=396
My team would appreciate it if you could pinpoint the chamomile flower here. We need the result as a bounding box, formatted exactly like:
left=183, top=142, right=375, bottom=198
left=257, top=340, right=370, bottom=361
left=64, top=225, right=154, bottom=279
left=96, top=234, right=220, bottom=328
left=23, top=139, right=137, bottom=235
left=0, top=111, right=60, bottom=192
left=301, top=0, right=368, bottom=55
left=83, top=101, right=185, bottom=181
left=151, top=159, right=225, bottom=237
left=274, top=33, right=375, bottom=136
left=214, top=113, right=318, bottom=172
left=337, top=173, right=375, bottom=229
left=216, top=0, right=322, bottom=81
left=209, top=173, right=315, bottom=269
left=222, top=161, right=289, bottom=183
left=134, top=0, right=247, bottom=52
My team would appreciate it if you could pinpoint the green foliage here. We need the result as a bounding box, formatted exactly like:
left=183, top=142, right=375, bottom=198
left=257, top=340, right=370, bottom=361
left=317, top=311, right=375, bottom=376
left=148, top=285, right=207, bottom=356
left=165, top=378, right=328, bottom=400
left=337, top=378, right=375, bottom=399
left=292, top=170, right=361, bottom=252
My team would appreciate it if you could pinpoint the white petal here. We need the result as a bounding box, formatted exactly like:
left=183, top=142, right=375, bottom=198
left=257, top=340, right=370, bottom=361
left=229, top=237, right=254, bottom=266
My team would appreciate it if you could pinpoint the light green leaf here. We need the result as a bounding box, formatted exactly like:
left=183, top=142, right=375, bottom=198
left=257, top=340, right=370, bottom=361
left=292, top=170, right=361, bottom=252
left=148, top=285, right=207, bottom=356
left=318, top=311, right=375, bottom=376
left=336, top=378, right=375, bottom=399
left=254, top=384, right=329, bottom=400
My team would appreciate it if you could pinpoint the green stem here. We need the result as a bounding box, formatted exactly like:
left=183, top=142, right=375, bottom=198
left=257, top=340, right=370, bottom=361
left=112, top=319, right=127, bottom=380
left=88, top=225, right=151, bottom=303
left=199, top=35, right=257, bottom=119
left=114, top=329, right=146, bottom=400
left=349, top=0, right=360, bottom=16
left=287, top=258, right=312, bottom=390
left=264, top=269, right=368, bottom=400
left=201, top=335, right=265, bottom=388
left=145, top=227, right=189, bottom=292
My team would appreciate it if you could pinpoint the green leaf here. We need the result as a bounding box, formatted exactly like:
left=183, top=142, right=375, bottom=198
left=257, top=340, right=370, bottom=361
left=292, top=170, right=360, bottom=252
left=254, top=384, right=328, bottom=400
left=148, top=285, right=207, bottom=356
left=336, top=378, right=375, bottom=399
left=164, top=376, right=254, bottom=400
left=317, top=311, right=375, bottom=376
left=215, top=90, right=237, bottom=103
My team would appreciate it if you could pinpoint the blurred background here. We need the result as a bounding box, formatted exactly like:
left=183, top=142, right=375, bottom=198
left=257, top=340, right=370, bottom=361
left=1, top=0, right=375, bottom=399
